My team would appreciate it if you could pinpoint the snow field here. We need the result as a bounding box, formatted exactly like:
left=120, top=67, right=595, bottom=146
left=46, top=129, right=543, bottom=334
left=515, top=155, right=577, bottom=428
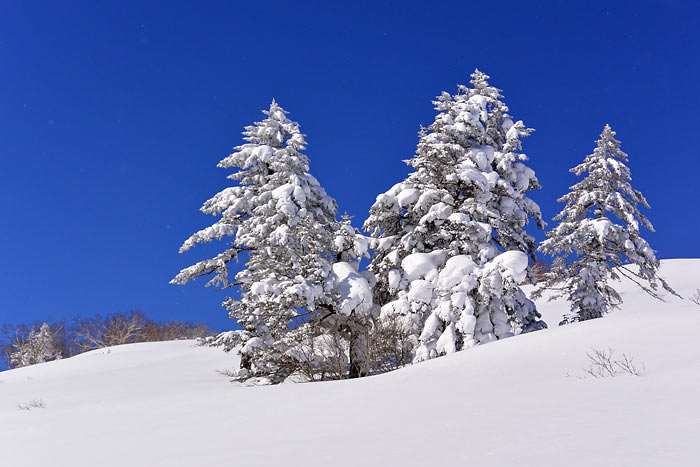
left=1, top=259, right=698, bottom=466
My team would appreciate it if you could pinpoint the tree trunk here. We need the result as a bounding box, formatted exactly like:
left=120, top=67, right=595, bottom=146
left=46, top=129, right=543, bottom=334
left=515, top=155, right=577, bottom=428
left=348, top=328, right=368, bottom=379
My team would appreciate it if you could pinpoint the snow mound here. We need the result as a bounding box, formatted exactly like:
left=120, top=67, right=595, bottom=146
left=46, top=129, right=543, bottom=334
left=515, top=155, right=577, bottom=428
left=401, top=250, right=447, bottom=282
left=330, top=261, right=373, bottom=316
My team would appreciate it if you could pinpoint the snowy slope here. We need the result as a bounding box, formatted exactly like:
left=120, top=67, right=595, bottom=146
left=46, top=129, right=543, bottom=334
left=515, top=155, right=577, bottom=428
left=1, top=259, right=699, bottom=467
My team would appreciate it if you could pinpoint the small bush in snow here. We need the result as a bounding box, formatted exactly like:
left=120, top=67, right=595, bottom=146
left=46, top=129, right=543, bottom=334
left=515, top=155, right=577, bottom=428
left=582, top=348, right=645, bottom=378
left=17, top=399, right=45, bottom=410
left=366, top=314, right=414, bottom=373
left=689, top=289, right=700, bottom=306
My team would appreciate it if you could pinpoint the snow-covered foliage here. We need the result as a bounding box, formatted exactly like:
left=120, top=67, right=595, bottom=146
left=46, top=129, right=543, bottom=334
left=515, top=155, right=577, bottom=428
left=172, top=101, right=374, bottom=383
left=9, top=323, right=63, bottom=368
left=364, top=70, right=545, bottom=362
left=536, top=125, right=675, bottom=323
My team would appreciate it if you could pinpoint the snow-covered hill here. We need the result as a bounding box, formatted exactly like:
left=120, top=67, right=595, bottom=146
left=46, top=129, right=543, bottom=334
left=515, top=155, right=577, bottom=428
left=1, top=259, right=699, bottom=467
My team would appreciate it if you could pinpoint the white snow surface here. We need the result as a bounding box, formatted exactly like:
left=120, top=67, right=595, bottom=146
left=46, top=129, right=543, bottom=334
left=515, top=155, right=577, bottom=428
left=330, top=261, right=373, bottom=316
left=400, top=250, right=447, bottom=282
left=2, top=259, right=700, bottom=467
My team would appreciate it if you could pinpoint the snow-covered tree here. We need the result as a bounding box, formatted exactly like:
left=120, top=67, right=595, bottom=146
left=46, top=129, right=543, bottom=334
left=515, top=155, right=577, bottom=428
left=536, top=125, right=675, bottom=323
left=172, top=101, right=373, bottom=383
left=468, top=70, right=546, bottom=257
left=8, top=323, right=62, bottom=368
left=364, top=70, right=545, bottom=363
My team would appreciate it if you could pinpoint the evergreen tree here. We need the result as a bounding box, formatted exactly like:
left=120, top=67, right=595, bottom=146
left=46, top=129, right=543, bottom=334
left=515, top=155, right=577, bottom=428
left=172, top=101, right=373, bottom=383
left=536, top=125, right=675, bottom=323
left=364, top=70, right=545, bottom=362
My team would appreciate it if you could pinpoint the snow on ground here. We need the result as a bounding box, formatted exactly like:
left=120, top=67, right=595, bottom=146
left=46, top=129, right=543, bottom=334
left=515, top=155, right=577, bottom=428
left=1, top=259, right=699, bottom=467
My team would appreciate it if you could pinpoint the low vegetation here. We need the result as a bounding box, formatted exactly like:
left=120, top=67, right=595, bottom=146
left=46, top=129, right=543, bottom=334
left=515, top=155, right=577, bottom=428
left=689, top=288, right=700, bottom=306
left=582, top=347, right=645, bottom=378
left=17, top=399, right=45, bottom=411
left=1, top=310, right=214, bottom=369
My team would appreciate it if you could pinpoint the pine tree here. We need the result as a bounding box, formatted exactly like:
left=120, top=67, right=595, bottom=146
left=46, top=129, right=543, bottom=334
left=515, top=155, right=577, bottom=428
left=536, top=125, right=675, bottom=323
left=171, top=101, right=373, bottom=383
left=364, top=70, right=545, bottom=362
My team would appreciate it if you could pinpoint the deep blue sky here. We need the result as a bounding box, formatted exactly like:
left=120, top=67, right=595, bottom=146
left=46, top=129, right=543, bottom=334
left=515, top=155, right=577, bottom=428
left=1, top=1, right=698, bottom=334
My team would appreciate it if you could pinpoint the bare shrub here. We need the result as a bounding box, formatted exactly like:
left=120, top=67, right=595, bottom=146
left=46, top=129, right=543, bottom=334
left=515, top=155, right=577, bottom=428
left=290, top=328, right=348, bottom=382
left=224, top=317, right=411, bottom=384
left=584, top=348, right=617, bottom=377
left=583, top=347, right=645, bottom=378
left=366, top=315, right=414, bottom=374
left=614, top=352, right=646, bottom=376
left=17, top=399, right=45, bottom=410
left=689, top=288, right=700, bottom=306
left=219, top=326, right=350, bottom=385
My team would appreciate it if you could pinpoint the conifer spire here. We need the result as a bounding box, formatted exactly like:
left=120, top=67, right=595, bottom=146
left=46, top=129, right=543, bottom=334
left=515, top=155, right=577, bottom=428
left=537, top=125, right=675, bottom=323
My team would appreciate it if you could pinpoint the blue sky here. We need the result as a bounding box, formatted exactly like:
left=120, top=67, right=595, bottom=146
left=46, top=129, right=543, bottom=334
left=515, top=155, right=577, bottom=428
left=1, top=1, right=698, bottom=334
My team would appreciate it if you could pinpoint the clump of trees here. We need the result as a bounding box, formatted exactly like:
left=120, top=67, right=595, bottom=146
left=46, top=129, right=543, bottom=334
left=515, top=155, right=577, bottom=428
left=5, top=73, right=673, bottom=382
left=1, top=311, right=214, bottom=369
left=2, top=322, right=66, bottom=369
left=172, top=70, right=674, bottom=385
left=172, top=70, right=553, bottom=384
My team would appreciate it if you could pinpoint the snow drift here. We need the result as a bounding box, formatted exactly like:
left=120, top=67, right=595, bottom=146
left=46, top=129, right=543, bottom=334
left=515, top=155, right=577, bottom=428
left=1, top=259, right=699, bottom=467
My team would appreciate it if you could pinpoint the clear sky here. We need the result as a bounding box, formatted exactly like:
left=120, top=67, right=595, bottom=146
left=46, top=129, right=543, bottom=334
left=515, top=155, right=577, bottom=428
left=1, top=1, right=698, bottom=334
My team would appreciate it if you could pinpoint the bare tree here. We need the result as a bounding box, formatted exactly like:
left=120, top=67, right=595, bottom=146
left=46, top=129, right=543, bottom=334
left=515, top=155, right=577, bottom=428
left=72, top=311, right=146, bottom=352
left=139, top=320, right=214, bottom=342
left=530, top=258, right=551, bottom=284
left=1, top=322, right=28, bottom=367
